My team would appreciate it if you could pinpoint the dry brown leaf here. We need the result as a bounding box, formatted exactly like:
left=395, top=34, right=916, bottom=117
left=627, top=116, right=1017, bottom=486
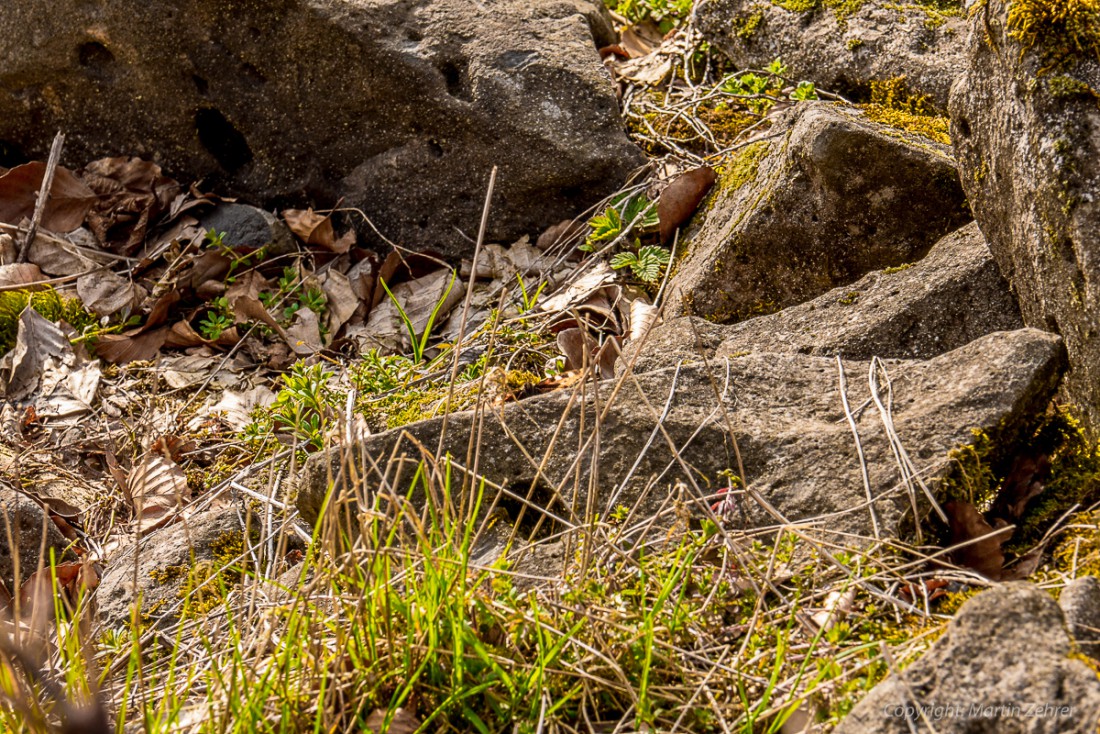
left=77, top=270, right=144, bottom=316
left=0, top=309, right=71, bottom=401
left=95, top=326, right=170, bottom=364
left=282, top=208, right=355, bottom=252
left=82, top=157, right=180, bottom=253
left=536, top=218, right=587, bottom=251
left=944, top=500, right=1010, bottom=580
left=0, top=263, right=44, bottom=288
left=0, top=162, right=98, bottom=233
left=659, top=166, right=717, bottom=245
left=127, top=451, right=191, bottom=534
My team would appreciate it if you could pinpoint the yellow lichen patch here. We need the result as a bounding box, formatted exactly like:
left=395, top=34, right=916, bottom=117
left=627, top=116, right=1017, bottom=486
left=1007, top=0, right=1100, bottom=61
left=868, top=76, right=938, bottom=115
left=719, top=140, right=771, bottom=192
left=858, top=103, right=952, bottom=145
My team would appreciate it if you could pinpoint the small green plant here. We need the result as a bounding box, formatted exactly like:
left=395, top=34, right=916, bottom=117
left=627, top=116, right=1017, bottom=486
left=198, top=296, right=234, bottom=340
left=603, top=0, right=693, bottom=32
left=203, top=229, right=267, bottom=284
left=584, top=192, right=659, bottom=250
left=515, top=272, right=548, bottom=313
left=266, top=361, right=335, bottom=451
left=610, top=243, right=672, bottom=284
left=790, top=80, right=819, bottom=100
left=379, top=270, right=458, bottom=363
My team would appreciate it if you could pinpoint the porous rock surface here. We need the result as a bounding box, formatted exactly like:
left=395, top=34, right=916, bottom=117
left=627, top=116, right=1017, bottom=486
left=1060, top=575, right=1100, bottom=661
left=950, top=0, right=1100, bottom=428
left=0, top=482, right=71, bottom=591
left=95, top=509, right=242, bottom=626
left=0, top=0, right=643, bottom=257
left=665, top=102, right=969, bottom=323
left=629, top=222, right=1022, bottom=372
left=696, top=0, right=966, bottom=109
left=836, top=583, right=1100, bottom=734
left=300, top=329, right=1063, bottom=540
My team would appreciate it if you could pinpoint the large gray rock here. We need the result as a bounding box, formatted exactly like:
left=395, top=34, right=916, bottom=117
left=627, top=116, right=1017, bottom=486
left=666, top=102, right=969, bottom=323
left=300, top=329, right=1063, bottom=540
left=0, top=482, right=71, bottom=591
left=836, top=583, right=1100, bottom=733
left=94, top=509, right=243, bottom=627
left=0, top=0, right=643, bottom=257
left=697, top=0, right=966, bottom=110
left=630, top=222, right=1022, bottom=372
left=949, top=0, right=1100, bottom=429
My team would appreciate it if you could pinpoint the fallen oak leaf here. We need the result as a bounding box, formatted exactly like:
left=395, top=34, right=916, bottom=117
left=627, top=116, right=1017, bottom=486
left=0, top=162, right=97, bottom=233
left=658, top=166, right=716, bottom=245
left=127, top=450, right=191, bottom=535
left=282, top=208, right=354, bottom=253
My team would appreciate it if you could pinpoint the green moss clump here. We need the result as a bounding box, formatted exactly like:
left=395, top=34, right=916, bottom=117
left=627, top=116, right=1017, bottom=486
left=868, top=76, right=938, bottom=115
left=883, top=263, right=913, bottom=274
left=733, top=7, right=766, bottom=38
left=1047, top=74, right=1098, bottom=97
left=858, top=104, right=952, bottom=145
left=720, top=140, right=771, bottom=192
left=846, top=37, right=865, bottom=50
left=0, top=289, right=94, bottom=355
left=1007, top=0, right=1100, bottom=61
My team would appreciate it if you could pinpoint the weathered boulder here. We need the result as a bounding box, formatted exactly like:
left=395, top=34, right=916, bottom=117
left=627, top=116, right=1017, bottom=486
left=0, top=482, right=71, bottom=591
left=629, top=222, right=1021, bottom=372
left=696, top=0, right=966, bottom=110
left=300, top=329, right=1063, bottom=540
left=835, top=583, right=1100, bottom=733
left=1061, top=576, right=1100, bottom=661
left=0, top=0, right=643, bottom=258
left=949, top=0, right=1100, bottom=428
left=94, top=509, right=243, bottom=626
left=666, top=102, right=969, bottom=323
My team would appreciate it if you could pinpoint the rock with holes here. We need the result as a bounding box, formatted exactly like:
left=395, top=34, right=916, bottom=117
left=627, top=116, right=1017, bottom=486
left=0, top=0, right=642, bottom=258
left=299, top=328, right=1063, bottom=542
left=949, top=0, right=1100, bottom=429
left=627, top=222, right=1022, bottom=372
left=835, top=583, right=1100, bottom=733
left=665, top=102, right=969, bottom=323
left=696, top=0, right=966, bottom=110
left=0, top=482, right=72, bottom=592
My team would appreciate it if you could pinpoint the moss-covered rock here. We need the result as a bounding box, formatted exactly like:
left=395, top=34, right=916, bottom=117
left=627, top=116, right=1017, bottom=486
left=697, top=0, right=966, bottom=111
left=950, top=0, right=1100, bottom=430
left=665, top=102, right=969, bottom=323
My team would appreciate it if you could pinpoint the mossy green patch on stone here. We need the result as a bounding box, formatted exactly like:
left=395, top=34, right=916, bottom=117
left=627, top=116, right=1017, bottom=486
left=733, top=6, right=767, bottom=38
left=1007, top=0, right=1100, bottom=62
left=1047, top=73, right=1099, bottom=97
left=858, top=104, right=952, bottom=145
left=720, top=140, right=771, bottom=192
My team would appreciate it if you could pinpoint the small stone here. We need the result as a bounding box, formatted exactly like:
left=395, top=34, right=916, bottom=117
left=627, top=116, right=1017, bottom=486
left=836, top=583, right=1100, bottom=734
left=1061, top=576, right=1100, bottom=661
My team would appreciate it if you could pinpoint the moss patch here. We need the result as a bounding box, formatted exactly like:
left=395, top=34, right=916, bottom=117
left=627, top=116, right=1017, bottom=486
left=858, top=104, right=952, bottom=145
left=733, top=6, right=766, bottom=38
left=0, top=289, right=94, bottom=355
left=1007, top=0, right=1100, bottom=62
left=1047, top=73, right=1099, bottom=97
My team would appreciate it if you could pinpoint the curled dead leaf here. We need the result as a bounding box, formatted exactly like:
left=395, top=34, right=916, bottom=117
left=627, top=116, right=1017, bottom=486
left=658, top=166, right=717, bottom=245
left=0, top=162, right=98, bottom=233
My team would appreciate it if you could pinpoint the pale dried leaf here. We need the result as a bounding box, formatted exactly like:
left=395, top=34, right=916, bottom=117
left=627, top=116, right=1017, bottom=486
left=1, top=308, right=71, bottom=400
left=77, top=270, right=144, bottom=316
left=128, top=452, right=191, bottom=534
left=209, top=386, right=276, bottom=431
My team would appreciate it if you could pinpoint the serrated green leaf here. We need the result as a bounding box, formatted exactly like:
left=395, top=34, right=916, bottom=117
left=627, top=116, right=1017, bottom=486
left=610, top=251, right=638, bottom=270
